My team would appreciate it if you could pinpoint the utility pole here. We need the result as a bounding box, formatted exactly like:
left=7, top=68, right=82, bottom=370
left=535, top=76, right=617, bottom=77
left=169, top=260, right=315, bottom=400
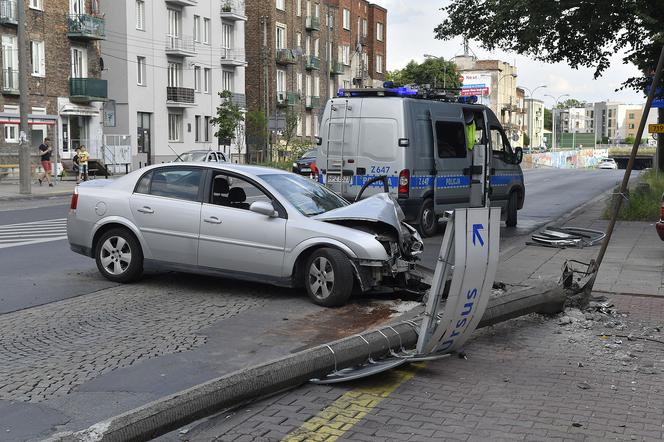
left=17, top=0, right=31, bottom=194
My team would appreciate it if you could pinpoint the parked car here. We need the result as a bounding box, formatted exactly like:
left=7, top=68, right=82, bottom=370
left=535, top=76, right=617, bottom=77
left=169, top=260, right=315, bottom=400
left=292, top=149, right=318, bottom=175
left=598, top=158, right=618, bottom=169
left=656, top=193, right=664, bottom=241
left=67, top=163, right=424, bottom=307
left=175, top=150, right=227, bottom=163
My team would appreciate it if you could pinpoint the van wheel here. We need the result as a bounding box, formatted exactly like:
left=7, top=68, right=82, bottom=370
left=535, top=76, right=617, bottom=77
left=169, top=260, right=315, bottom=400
left=95, top=228, right=143, bottom=283
left=304, top=248, right=354, bottom=307
left=417, top=198, right=438, bottom=237
left=506, top=191, right=518, bottom=228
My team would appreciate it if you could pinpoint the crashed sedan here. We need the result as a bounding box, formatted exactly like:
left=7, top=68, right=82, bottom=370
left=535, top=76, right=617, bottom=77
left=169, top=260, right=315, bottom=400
left=67, top=163, right=424, bottom=306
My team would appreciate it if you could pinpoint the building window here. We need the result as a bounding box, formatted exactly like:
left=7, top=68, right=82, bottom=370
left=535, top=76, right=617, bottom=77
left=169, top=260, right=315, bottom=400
left=29, top=0, right=43, bottom=10
left=204, top=68, right=211, bottom=93
left=340, top=45, right=350, bottom=65
left=276, top=69, right=286, bottom=94
left=276, top=24, right=287, bottom=50
left=168, top=62, right=181, bottom=87
left=296, top=0, right=301, bottom=16
left=136, top=0, right=145, bottom=30
left=71, top=47, right=87, bottom=78
left=168, top=114, right=182, bottom=142
left=195, top=115, right=201, bottom=142
left=204, top=116, right=210, bottom=142
left=276, top=0, right=285, bottom=11
left=297, top=116, right=303, bottom=136
left=194, top=66, right=201, bottom=92
left=375, top=54, right=383, bottom=73
left=342, top=9, right=350, bottom=30
left=193, top=15, right=200, bottom=42
left=296, top=32, right=302, bottom=49
left=327, top=12, right=334, bottom=28
left=628, top=113, right=635, bottom=119
left=3, top=105, right=18, bottom=143
left=314, top=38, right=319, bottom=57
left=30, top=41, right=45, bottom=77
left=297, top=72, right=303, bottom=94
left=2, top=36, right=17, bottom=88
left=168, top=9, right=180, bottom=37
left=377, top=22, right=384, bottom=41
left=222, top=70, right=233, bottom=91
left=314, top=3, right=319, bottom=17
left=305, top=114, right=311, bottom=136
left=306, top=0, right=311, bottom=16
left=203, top=18, right=210, bottom=44
left=362, top=18, right=367, bottom=37
left=136, top=56, right=146, bottom=85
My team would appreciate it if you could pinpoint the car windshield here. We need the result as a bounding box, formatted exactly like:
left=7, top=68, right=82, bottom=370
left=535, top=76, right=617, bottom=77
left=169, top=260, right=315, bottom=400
left=178, top=152, right=208, bottom=162
left=302, top=150, right=317, bottom=158
left=260, top=173, right=348, bottom=216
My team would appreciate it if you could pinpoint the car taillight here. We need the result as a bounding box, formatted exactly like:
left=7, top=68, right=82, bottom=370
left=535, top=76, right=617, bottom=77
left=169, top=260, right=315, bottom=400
left=660, top=198, right=664, bottom=221
left=70, top=187, right=79, bottom=210
left=398, top=169, right=410, bottom=197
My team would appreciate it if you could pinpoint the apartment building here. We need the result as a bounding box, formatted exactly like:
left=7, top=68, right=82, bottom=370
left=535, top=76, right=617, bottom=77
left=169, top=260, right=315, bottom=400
left=102, top=0, right=247, bottom=167
left=525, top=98, right=544, bottom=148
left=244, top=0, right=386, bottom=162
left=0, top=0, right=106, bottom=164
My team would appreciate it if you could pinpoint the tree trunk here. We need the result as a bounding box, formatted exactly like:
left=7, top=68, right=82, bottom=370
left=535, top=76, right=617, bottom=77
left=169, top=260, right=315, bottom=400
left=659, top=107, right=664, bottom=172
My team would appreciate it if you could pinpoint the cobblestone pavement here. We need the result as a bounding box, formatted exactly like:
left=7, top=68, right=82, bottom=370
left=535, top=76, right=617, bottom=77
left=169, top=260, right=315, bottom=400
left=182, top=294, right=664, bottom=441
left=0, top=274, right=267, bottom=403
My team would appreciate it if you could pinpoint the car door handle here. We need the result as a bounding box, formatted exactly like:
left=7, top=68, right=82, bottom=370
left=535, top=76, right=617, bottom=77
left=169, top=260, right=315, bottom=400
left=204, top=216, right=222, bottom=224
left=137, top=206, right=154, bottom=214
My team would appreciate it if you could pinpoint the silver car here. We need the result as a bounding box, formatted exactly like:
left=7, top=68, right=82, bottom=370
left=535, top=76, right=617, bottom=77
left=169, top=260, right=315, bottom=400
left=67, top=163, right=424, bottom=306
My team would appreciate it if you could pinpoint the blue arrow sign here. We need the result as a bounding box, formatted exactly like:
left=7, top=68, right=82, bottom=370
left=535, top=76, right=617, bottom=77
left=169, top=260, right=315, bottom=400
left=472, top=223, right=485, bottom=247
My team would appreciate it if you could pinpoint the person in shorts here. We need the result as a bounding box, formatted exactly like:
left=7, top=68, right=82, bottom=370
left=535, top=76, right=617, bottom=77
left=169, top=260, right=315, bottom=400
left=78, top=145, right=90, bottom=182
left=38, top=138, right=53, bottom=187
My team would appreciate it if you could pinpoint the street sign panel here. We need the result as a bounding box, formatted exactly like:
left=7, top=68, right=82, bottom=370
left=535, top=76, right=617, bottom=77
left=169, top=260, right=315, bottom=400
left=649, top=124, right=664, bottom=134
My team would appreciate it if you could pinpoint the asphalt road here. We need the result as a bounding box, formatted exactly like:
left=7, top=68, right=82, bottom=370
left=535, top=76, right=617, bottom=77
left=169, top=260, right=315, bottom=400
left=0, top=168, right=623, bottom=314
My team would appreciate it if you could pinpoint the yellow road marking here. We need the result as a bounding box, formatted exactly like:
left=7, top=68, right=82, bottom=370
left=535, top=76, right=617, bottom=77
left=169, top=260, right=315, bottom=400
left=282, top=363, right=424, bottom=442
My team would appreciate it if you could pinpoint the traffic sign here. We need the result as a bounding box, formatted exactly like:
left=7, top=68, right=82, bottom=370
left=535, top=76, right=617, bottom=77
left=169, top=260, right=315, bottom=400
left=649, top=124, right=664, bottom=134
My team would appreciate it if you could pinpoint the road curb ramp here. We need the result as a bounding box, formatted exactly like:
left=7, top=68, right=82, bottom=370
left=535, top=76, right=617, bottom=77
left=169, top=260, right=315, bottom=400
left=48, top=281, right=564, bottom=442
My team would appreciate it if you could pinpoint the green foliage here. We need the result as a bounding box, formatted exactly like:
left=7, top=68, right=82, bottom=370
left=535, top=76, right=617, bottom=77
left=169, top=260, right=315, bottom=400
left=257, top=160, right=292, bottom=171
left=556, top=98, right=586, bottom=109
left=523, top=132, right=530, bottom=148
left=245, top=110, right=269, bottom=148
left=280, top=108, right=300, bottom=150
left=544, top=108, right=552, bottom=131
left=210, top=90, right=244, bottom=145
left=604, top=169, right=664, bottom=221
left=609, top=147, right=655, bottom=156
left=388, top=58, right=462, bottom=89
left=434, top=1, right=664, bottom=94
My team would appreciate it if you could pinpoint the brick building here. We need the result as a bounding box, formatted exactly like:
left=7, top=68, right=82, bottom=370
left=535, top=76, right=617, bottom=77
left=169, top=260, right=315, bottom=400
left=244, top=0, right=386, bottom=162
left=0, top=0, right=106, bottom=166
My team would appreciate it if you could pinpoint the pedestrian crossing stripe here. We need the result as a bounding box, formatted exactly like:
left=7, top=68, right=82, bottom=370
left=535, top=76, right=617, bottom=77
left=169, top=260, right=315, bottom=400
left=0, top=218, right=67, bottom=249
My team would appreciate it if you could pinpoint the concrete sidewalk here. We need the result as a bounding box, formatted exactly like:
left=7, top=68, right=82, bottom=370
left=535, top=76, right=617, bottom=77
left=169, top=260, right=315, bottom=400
left=0, top=179, right=78, bottom=201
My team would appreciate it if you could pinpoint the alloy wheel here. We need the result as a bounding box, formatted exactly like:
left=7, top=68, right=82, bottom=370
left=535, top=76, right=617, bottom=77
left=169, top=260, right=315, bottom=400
left=99, top=236, right=132, bottom=275
left=309, top=256, right=335, bottom=300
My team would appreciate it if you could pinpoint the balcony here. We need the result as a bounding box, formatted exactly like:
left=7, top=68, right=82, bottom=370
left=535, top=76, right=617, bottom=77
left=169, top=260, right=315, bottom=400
left=305, top=96, right=320, bottom=110
left=0, top=0, right=17, bottom=26
left=220, top=1, right=247, bottom=21
left=167, top=86, right=195, bottom=107
left=1, top=68, right=18, bottom=94
left=276, top=91, right=300, bottom=107
left=276, top=48, right=297, bottom=65
left=231, top=93, right=246, bottom=109
left=165, top=35, right=197, bottom=57
left=330, top=60, right=344, bottom=75
left=164, top=0, right=197, bottom=6
left=66, top=14, right=105, bottom=40
left=220, top=48, right=246, bottom=66
left=305, top=16, right=320, bottom=31
left=69, top=78, right=108, bottom=103
left=305, top=55, right=320, bottom=71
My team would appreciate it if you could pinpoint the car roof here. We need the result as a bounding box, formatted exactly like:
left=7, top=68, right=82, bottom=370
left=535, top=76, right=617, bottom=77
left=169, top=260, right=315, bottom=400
left=146, top=162, right=291, bottom=176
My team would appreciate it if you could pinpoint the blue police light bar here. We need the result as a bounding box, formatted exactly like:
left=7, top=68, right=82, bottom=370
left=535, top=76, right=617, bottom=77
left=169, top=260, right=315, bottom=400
left=337, top=86, right=418, bottom=98
left=458, top=95, right=479, bottom=104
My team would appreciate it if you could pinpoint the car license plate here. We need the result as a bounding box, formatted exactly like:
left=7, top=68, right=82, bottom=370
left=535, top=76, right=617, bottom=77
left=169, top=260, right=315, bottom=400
left=327, top=174, right=351, bottom=184
left=300, top=167, right=311, bottom=172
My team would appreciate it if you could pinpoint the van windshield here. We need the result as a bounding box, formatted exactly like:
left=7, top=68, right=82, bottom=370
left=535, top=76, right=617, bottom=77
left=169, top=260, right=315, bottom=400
left=260, top=174, right=349, bottom=216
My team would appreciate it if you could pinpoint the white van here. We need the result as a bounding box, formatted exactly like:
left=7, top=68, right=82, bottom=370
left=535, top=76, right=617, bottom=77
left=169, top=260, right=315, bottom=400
left=316, top=88, right=525, bottom=236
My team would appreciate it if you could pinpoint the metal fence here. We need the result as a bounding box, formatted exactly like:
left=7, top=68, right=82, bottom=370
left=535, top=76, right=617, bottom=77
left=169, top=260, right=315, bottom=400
left=103, top=134, right=132, bottom=174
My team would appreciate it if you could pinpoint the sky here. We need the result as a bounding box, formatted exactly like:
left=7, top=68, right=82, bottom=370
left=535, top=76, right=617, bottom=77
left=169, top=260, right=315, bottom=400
left=378, top=0, right=647, bottom=108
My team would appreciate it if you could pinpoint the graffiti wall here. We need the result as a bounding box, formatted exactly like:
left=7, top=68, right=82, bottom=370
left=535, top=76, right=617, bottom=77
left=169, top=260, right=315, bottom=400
left=523, top=149, right=609, bottom=169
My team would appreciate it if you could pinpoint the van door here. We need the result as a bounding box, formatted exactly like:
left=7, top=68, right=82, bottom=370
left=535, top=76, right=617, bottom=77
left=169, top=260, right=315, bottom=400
left=488, top=124, right=516, bottom=211
left=322, top=99, right=360, bottom=198
left=431, top=119, right=471, bottom=214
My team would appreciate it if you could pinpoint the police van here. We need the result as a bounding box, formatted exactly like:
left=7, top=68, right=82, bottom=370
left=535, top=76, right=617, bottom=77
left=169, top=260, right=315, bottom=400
left=316, top=87, right=525, bottom=237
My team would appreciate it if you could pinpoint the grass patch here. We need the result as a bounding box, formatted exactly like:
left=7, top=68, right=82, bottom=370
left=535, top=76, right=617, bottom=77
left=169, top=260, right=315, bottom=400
left=608, top=147, right=655, bottom=156
left=604, top=169, right=664, bottom=221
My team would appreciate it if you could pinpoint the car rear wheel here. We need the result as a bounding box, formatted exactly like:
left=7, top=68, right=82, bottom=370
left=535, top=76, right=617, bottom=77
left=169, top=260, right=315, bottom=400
left=506, top=191, right=518, bottom=228
left=95, top=228, right=143, bottom=283
left=304, top=248, right=354, bottom=307
left=417, top=198, right=438, bottom=237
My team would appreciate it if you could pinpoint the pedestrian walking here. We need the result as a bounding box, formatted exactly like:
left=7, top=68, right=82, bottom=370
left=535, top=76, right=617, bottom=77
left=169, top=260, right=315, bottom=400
left=78, top=145, right=90, bottom=182
left=38, top=137, right=53, bottom=187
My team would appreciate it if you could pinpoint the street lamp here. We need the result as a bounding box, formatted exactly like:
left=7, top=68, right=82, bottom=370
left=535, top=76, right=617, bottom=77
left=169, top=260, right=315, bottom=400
left=522, top=85, right=547, bottom=149
left=423, top=53, right=447, bottom=89
left=544, top=93, right=570, bottom=152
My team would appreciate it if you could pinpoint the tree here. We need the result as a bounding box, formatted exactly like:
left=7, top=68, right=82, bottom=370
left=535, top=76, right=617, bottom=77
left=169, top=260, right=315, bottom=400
left=280, top=108, right=300, bottom=156
left=245, top=110, right=269, bottom=162
left=435, top=0, right=664, bottom=169
left=544, top=108, right=552, bottom=131
left=210, top=90, right=244, bottom=151
left=557, top=98, right=586, bottom=109
left=388, top=58, right=462, bottom=89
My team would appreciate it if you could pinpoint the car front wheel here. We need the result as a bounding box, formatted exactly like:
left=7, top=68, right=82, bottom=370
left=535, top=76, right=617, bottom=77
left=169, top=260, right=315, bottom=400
left=304, top=248, right=354, bottom=307
left=95, top=228, right=144, bottom=283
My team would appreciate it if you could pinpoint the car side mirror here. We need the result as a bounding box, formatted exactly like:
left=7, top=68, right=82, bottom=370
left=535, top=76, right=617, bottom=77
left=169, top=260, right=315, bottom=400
left=250, top=201, right=278, bottom=217
left=513, top=147, right=523, bottom=165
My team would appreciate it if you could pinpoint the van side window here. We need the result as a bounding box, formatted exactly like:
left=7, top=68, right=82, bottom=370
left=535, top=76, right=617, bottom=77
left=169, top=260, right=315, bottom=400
left=435, top=121, right=467, bottom=159
left=490, top=126, right=513, bottom=155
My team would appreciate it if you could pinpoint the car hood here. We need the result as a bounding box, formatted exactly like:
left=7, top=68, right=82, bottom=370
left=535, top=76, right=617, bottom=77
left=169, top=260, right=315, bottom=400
left=313, top=193, right=405, bottom=234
